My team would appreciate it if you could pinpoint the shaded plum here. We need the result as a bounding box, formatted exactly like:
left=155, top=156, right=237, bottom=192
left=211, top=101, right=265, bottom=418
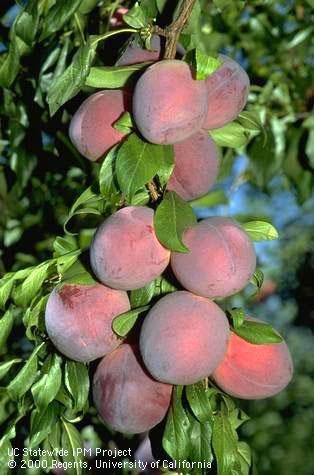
left=167, top=131, right=219, bottom=201
left=171, top=217, right=256, bottom=298
left=69, top=90, right=130, bottom=161
left=204, top=54, right=250, bottom=129
left=116, top=35, right=185, bottom=66
left=45, top=283, right=130, bottom=362
left=133, top=60, right=208, bottom=144
left=93, top=344, right=172, bottom=433
left=116, top=35, right=162, bottom=66
left=140, top=291, right=230, bottom=385
left=212, top=317, right=294, bottom=399
left=90, top=206, right=170, bottom=290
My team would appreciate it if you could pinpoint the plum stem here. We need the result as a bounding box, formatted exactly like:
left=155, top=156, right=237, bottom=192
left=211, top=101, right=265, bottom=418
left=147, top=180, right=159, bottom=202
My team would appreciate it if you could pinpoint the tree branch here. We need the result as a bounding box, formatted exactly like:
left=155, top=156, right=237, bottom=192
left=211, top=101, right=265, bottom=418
left=152, top=0, right=197, bottom=59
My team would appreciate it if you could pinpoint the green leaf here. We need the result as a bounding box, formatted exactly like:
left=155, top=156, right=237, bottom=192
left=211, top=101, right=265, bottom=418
left=61, top=420, right=84, bottom=475
left=156, top=146, right=175, bottom=189
left=185, top=48, right=223, bottom=80
left=232, top=320, right=283, bottom=345
left=186, top=382, right=214, bottom=423
left=55, top=383, right=74, bottom=411
left=0, top=0, right=39, bottom=87
left=195, top=51, right=222, bottom=79
left=56, top=250, right=82, bottom=276
left=48, top=41, right=97, bottom=116
left=116, top=134, right=174, bottom=198
left=159, top=275, right=179, bottom=295
left=53, top=236, right=78, bottom=257
left=250, top=268, right=264, bottom=291
left=7, top=343, right=44, bottom=400
left=156, top=0, right=168, bottom=13
left=238, top=111, right=265, bottom=132
left=228, top=308, right=245, bottom=330
left=130, top=280, right=156, bottom=307
left=99, top=145, right=120, bottom=199
left=63, top=186, right=103, bottom=235
left=283, top=27, right=313, bottom=50
left=189, top=418, right=214, bottom=472
left=212, top=411, right=242, bottom=475
left=238, top=441, right=251, bottom=475
left=23, top=295, right=48, bottom=341
left=40, top=438, right=57, bottom=471
left=247, top=131, right=280, bottom=190
left=113, top=111, right=134, bottom=133
left=112, top=305, right=150, bottom=337
left=48, top=421, right=62, bottom=454
left=154, top=191, right=197, bottom=252
left=0, top=309, right=14, bottom=349
left=0, top=267, right=35, bottom=287
left=0, top=359, right=22, bottom=381
left=14, top=261, right=51, bottom=307
left=303, top=115, right=314, bottom=129
left=0, top=34, right=20, bottom=88
left=61, top=261, right=96, bottom=285
left=32, top=354, right=62, bottom=410
left=14, top=0, right=39, bottom=47
left=0, top=435, right=13, bottom=469
left=213, top=0, right=233, bottom=10
left=190, top=190, right=228, bottom=208
left=85, top=62, right=151, bottom=88
left=243, top=220, right=279, bottom=241
left=180, top=0, right=202, bottom=35
left=40, top=0, right=83, bottom=40
left=65, top=361, right=90, bottom=413
left=69, top=186, right=101, bottom=213
left=228, top=408, right=250, bottom=431
left=123, top=4, right=149, bottom=28
left=0, top=278, right=14, bottom=310
left=163, top=386, right=191, bottom=461
left=29, top=401, right=59, bottom=448
left=209, top=122, right=251, bottom=148
left=306, top=129, right=314, bottom=169
left=65, top=208, right=103, bottom=233
left=130, top=188, right=150, bottom=206
left=283, top=129, right=314, bottom=203
left=138, top=0, right=158, bottom=19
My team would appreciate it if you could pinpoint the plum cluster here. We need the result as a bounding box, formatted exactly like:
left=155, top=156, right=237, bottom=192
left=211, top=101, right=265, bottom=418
left=70, top=36, right=251, bottom=201
left=45, top=39, right=293, bottom=435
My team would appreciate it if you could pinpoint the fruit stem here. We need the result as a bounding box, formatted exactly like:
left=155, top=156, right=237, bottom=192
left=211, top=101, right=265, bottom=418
left=147, top=180, right=159, bottom=202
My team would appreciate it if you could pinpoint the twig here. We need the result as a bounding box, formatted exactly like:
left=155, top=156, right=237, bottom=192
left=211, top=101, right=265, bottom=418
left=147, top=180, right=159, bottom=202
left=152, top=0, right=197, bottom=59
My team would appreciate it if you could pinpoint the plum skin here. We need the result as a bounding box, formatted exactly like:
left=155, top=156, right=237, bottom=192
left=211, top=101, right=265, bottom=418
left=139, top=291, right=230, bottom=385
left=204, top=54, right=250, bottom=130
left=116, top=35, right=162, bottom=66
left=171, top=217, right=256, bottom=298
left=211, top=317, right=294, bottom=399
left=69, top=89, right=130, bottom=161
left=133, top=60, right=208, bottom=145
left=93, top=344, right=172, bottom=434
left=90, top=206, right=170, bottom=291
left=167, top=131, right=219, bottom=201
left=45, top=283, right=130, bottom=362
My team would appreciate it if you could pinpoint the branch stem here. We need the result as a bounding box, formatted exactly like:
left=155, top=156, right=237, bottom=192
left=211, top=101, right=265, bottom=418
left=152, top=0, right=197, bottom=59
left=147, top=180, right=159, bottom=202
